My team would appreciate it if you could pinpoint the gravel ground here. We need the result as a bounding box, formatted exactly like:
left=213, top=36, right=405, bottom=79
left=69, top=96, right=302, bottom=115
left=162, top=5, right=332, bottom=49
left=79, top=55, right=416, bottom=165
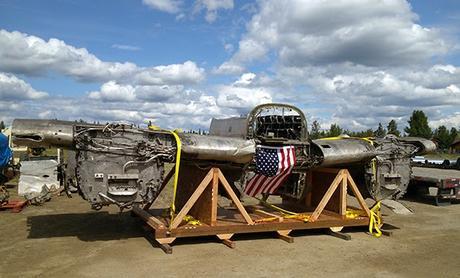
left=1, top=184, right=459, bottom=278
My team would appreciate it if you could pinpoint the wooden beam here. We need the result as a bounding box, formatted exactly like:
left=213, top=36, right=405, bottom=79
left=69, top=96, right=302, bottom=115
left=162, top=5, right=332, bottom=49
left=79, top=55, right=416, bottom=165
left=339, top=172, right=347, bottom=217
left=210, top=168, right=219, bottom=226
left=133, top=205, right=165, bottom=229
left=170, top=170, right=214, bottom=229
left=217, top=169, right=254, bottom=225
left=217, top=233, right=235, bottom=248
left=252, top=209, right=283, bottom=222
left=309, top=170, right=344, bottom=222
left=277, top=230, right=294, bottom=243
left=327, top=229, right=351, bottom=241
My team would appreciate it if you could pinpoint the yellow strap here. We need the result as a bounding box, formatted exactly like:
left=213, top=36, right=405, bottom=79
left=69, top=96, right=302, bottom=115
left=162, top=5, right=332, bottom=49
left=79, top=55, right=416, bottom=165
left=183, top=215, right=201, bottom=226
left=168, top=131, right=181, bottom=219
left=369, top=201, right=382, bottom=237
left=255, top=197, right=310, bottom=222
left=148, top=125, right=181, bottom=222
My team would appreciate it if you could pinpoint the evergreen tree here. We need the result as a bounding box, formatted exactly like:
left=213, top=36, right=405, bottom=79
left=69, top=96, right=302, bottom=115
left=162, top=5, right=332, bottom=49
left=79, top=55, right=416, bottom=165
left=328, top=123, right=343, bottom=137
left=310, top=120, right=321, bottom=139
left=374, top=123, right=386, bottom=138
left=433, top=125, right=451, bottom=150
left=404, top=110, right=432, bottom=139
left=387, top=119, right=400, bottom=136
left=0, top=120, right=5, bottom=130
left=450, top=127, right=458, bottom=145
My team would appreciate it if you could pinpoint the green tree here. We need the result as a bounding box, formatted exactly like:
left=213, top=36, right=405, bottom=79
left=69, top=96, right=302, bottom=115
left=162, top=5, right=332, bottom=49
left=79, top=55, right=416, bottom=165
left=0, top=121, right=5, bottom=130
left=433, top=125, right=451, bottom=150
left=374, top=123, right=386, bottom=138
left=404, top=110, right=432, bottom=139
left=310, top=120, right=321, bottom=139
left=387, top=119, right=400, bottom=136
left=328, top=123, right=343, bottom=137
left=450, top=127, right=458, bottom=145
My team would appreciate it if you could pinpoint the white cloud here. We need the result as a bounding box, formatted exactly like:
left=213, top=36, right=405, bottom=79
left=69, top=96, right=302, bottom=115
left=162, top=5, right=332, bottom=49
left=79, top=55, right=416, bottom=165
left=0, top=29, right=205, bottom=85
left=221, top=0, right=449, bottom=72
left=0, top=73, right=48, bottom=100
left=216, top=73, right=273, bottom=110
left=142, top=0, right=181, bottom=13
left=194, top=0, right=234, bottom=23
left=430, top=112, right=460, bottom=129
left=88, top=81, right=184, bottom=102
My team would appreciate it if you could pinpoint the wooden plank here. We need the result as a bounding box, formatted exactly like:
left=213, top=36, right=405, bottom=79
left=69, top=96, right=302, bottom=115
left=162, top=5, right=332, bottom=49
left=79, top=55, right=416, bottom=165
left=189, top=170, right=216, bottom=226
left=144, top=167, right=175, bottom=211
left=169, top=218, right=369, bottom=238
left=132, top=205, right=165, bottom=229
left=217, top=169, right=254, bottom=225
left=339, top=172, right=347, bottom=217
left=170, top=169, right=214, bottom=229
left=327, top=229, right=351, bottom=241
left=248, top=207, right=283, bottom=222
left=217, top=233, right=235, bottom=248
left=277, top=230, right=294, bottom=243
left=345, top=171, right=372, bottom=217
left=211, top=168, right=219, bottom=226
left=309, top=170, right=344, bottom=222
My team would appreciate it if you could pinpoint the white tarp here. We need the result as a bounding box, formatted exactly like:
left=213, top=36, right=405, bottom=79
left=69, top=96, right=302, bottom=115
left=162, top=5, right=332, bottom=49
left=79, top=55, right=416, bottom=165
left=18, top=160, right=59, bottom=196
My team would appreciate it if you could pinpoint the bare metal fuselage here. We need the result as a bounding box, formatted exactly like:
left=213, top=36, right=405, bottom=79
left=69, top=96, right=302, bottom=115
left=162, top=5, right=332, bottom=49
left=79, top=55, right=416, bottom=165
left=11, top=104, right=435, bottom=209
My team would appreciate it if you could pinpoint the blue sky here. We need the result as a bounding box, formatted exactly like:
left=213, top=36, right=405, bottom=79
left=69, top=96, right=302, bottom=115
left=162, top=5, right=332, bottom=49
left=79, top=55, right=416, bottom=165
left=0, top=0, right=459, bottom=131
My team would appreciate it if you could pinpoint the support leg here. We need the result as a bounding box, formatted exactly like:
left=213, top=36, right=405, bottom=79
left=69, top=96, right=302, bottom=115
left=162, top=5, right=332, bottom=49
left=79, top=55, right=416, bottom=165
left=277, top=230, right=294, bottom=243
left=156, top=237, right=176, bottom=254
left=217, top=234, right=235, bottom=249
left=327, top=228, right=351, bottom=241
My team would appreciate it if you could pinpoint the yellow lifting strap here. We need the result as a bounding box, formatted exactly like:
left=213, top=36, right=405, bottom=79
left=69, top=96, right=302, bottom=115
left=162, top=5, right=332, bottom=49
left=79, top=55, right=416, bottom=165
left=148, top=125, right=182, bottom=222
left=369, top=201, right=382, bottom=238
left=255, top=197, right=310, bottom=222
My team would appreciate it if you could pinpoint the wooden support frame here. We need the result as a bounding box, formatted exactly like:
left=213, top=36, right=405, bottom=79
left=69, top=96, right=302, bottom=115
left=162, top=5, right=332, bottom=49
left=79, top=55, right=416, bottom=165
left=309, top=169, right=371, bottom=222
left=170, top=168, right=254, bottom=229
left=133, top=166, right=375, bottom=254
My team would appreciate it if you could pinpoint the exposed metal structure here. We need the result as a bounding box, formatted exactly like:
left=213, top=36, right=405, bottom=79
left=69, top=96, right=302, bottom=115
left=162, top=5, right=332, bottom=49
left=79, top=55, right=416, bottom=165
left=12, top=103, right=436, bottom=210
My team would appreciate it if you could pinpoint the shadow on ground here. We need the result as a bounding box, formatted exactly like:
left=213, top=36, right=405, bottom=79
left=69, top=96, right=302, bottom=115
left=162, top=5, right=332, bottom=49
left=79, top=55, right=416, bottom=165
left=27, top=211, right=145, bottom=241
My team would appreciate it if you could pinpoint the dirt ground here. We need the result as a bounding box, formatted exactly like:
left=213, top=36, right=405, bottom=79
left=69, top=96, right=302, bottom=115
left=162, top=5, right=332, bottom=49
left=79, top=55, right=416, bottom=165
left=1, top=186, right=459, bottom=278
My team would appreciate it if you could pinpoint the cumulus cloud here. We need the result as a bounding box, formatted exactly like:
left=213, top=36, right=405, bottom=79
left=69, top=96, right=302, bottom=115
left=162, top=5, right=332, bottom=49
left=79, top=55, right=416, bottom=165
left=0, top=29, right=205, bottom=85
left=142, top=0, right=181, bottom=13
left=220, top=0, right=449, bottom=72
left=88, top=81, right=184, bottom=102
left=0, top=73, right=48, bottom=100
left=193, top=0, right=234, bottom=23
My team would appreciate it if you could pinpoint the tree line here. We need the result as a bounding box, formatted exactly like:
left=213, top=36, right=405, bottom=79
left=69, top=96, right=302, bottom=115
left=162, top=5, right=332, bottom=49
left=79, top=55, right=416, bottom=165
left=310, top=110, right=458, bottom=150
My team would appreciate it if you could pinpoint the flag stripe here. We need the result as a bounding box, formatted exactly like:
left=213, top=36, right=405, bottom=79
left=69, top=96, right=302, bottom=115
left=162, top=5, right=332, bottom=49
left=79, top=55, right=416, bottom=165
left=244, top=145, right=296, bottom=197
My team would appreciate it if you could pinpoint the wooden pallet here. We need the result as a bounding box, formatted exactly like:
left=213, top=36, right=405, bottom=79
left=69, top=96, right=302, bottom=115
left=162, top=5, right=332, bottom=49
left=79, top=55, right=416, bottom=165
left=132, top=167, right=373, bottom=254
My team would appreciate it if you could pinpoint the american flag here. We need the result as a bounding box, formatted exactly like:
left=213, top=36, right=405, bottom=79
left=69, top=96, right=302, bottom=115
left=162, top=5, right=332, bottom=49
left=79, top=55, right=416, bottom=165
left=244, top=145, right=296, bottom=197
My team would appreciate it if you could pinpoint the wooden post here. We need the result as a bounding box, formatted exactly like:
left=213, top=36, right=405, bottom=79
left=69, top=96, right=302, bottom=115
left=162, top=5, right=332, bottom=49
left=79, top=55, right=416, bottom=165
left=339, top=172, right=347, bottom=217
